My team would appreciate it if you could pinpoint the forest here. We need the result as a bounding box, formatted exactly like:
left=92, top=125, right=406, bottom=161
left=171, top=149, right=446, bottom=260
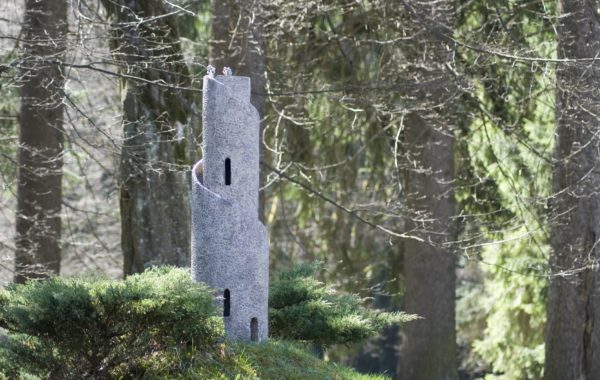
left=0, top=0, right=598, bottom=379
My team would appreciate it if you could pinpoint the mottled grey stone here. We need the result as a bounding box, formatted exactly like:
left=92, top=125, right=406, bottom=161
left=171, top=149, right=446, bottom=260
left=191, top=75, right=268, bottom=342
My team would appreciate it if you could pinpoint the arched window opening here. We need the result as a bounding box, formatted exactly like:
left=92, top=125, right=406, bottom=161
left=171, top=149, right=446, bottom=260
left=250, top=317, right=258, bottom=341
left=223, top=289, right=231, bottom=317
left=225, top=158, right=231, bottom=186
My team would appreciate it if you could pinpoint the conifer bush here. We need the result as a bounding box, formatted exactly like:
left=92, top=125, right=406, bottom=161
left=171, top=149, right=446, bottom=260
left=0, top=264, right=414, bottom=379
left=269, top=263, right=418, bottom=349
left=0, top=267, right=221, bottom=379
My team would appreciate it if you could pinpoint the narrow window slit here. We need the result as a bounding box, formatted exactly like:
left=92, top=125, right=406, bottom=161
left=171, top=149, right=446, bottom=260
left=223, top=289, right=230, bottom=317
left=250, top=317, right=258, bottom=341
left=225, top=158, right=231, bottom=185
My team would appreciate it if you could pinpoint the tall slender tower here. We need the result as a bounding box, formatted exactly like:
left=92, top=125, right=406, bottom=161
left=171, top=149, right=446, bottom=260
left=191, top=75, right=268, bottom=341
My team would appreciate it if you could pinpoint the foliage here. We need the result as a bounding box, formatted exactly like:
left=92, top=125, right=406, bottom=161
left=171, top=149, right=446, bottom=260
left=0, top=267, right=222, bottom=379
left=454, top=1, right=555, bottom=377
left=0, top=266, right=393, bottom=379
left=269, top=263, right=417, bottom=348
left=261, top=1, right=407, bottom=301
left=473, top=231, right=547, bottom=380
left=463, top=87, right=552, bottom=379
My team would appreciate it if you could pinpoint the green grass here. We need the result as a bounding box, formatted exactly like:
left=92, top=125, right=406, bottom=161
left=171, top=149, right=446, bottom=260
left=104, top=339, right=389, bottom=379
left=1, top=339, right=388, bottom=380
left=235, top=340, right=389, bottom=380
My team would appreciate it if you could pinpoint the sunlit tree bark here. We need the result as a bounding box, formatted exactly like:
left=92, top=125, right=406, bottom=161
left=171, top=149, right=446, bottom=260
left=15, top=0, right=67, bottom=283
left=398, top=1, right=459, bottom=379
left=545, top=1, right=600, bottom=378
left=102, top=0, right=194, bottom=274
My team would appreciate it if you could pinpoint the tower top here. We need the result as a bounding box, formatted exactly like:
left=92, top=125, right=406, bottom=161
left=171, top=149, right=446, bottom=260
left=200, top=75, right=260, bottom=215
left=203, top=75, right=251, bottom=107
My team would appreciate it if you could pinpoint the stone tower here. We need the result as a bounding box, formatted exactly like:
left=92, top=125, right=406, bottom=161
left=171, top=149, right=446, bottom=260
left=191, top=75, right=268, bottom=341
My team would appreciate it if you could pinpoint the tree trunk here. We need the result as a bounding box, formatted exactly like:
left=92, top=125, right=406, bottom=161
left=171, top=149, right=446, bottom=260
left=14, top=0, right=67, bottom=283
left=102, top=0, right=194, bottom=275
left=209, top=0, right=266, bottom=221
left=399, top=113, right=457, bottom=380
left=545, top=1, right=600, bottom=378
left=398, top=2, right=458, bottom=379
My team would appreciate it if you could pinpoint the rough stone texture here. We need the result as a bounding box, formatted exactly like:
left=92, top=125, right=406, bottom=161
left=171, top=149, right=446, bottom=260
left=191, top=75, right=268, bottom=342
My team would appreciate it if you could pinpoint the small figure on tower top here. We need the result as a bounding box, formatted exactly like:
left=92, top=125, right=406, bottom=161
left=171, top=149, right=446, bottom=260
left=206, top=64, right=216, bottom=77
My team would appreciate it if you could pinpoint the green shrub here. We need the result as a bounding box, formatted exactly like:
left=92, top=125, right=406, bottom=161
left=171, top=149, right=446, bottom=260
left=269, top=263, right=417, bottom=349
left=0, top=265, right=406, bottom=379
left=0, top=267, right=222, bottom=379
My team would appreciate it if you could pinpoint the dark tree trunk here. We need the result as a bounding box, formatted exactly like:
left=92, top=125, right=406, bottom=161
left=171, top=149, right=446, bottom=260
left=400, top=113, right=457, bottom=380
left=14, top=0, right=67, bottom=283
left=545, top=1, right=600, bottom=379
left=209, top=0, right=266, bottom=221
left=398, top=2, right=458, bottom=379
left=102, top=0, right=194, bottom=275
